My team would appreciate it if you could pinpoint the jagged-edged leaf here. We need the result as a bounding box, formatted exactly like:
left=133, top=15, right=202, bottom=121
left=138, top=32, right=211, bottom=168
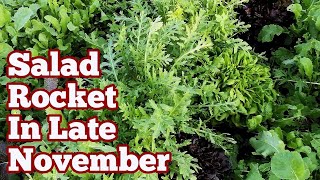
left=271, top=151, right=310, bottom=180
left=246, top=163, right=264, bottom=180
left=258, top=25, right=284, bottom=43
left=250, top=131, right=285, bottom=158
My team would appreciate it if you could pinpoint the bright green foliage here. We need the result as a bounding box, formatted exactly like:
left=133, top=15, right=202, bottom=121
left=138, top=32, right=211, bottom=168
left=0, top=0, right=273, bottom=179
left=12, top=7, right=34, bottom=31
left=2, top=0, right=317, bottom=179
left=271, top=151, right=310, bottom=180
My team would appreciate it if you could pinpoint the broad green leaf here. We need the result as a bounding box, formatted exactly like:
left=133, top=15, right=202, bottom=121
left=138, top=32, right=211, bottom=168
left=269, top=172, right=281, bottom=180
left=0, top=42, right=12, bottom=75
left=271, top=151, right=310, bottom=180
left=299, top=57, right=313, bottom=79
left=258, top=25, right=284, bottom=43
left=0, top=42, right=13, bottom=58
left=287, top=4, right=303, bottom=18
left=0, top=4, right=11, bottom=27
left=303, top=156, right=317, bottom=173
left=246, top=163, right=264, bottom=180
left=295, top=42, right=313, bottom=56
left=250, top=131, right=285, bottom=158
left=44, top=15, right=61, bottom=32
left=12, top=7, right=34, bottom=31
left=29, top=4, right=40, bottom=14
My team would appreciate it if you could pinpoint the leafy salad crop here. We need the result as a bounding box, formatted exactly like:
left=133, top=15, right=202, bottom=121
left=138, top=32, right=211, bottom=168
left=0, top=0, right=319, bottom=179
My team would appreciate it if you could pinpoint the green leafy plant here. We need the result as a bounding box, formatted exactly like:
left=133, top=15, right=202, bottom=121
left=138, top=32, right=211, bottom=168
left=2, top=0, right=319, bottom=179
left=258, top=1, right=320, bottom=128
left=1, top=0, right=271, bottom=179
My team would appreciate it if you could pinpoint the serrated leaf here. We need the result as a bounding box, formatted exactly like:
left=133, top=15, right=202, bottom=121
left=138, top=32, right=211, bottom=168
left=271, top=151, right=310, bottom=180
left=250, top=131, right=285, bottom=158
left=12, top=7, right=34, bottom=31
left=258, top=25, right=284, bottom=43
left=295, top=42, right=313, bottom=56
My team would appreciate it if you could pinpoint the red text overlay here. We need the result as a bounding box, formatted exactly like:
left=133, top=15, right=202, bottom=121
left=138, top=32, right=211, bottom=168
left=5, top=49, right=172, bottom=174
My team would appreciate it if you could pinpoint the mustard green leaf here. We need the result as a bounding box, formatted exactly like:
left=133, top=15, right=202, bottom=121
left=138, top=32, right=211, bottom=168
left=12, top=7, right=34, bottom=31
left=271, top=151, right=310, bottom=180
left=250, top=131, right=285, bottom=158
left=258, top=25, right=284, bottom=43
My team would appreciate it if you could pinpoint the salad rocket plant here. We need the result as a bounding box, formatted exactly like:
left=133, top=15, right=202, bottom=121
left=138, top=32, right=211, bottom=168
left=0, top=0, right=319, bottom=179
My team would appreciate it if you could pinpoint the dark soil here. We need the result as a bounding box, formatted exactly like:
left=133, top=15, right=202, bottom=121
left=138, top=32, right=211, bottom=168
left=237, top=0, right=294, bottom=58
left=177, top=134, right=232, bottom=180
left=0, top=142, right=8, bottom=180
